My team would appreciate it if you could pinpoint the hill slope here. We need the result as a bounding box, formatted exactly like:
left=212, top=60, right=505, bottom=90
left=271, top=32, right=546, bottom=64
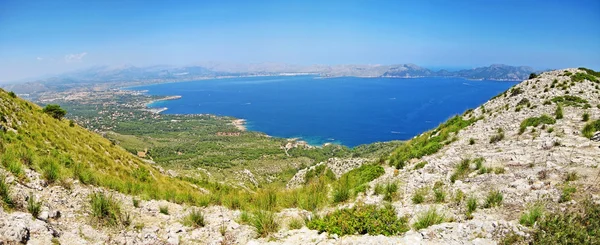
left=1, top=68, right=599, bottom=244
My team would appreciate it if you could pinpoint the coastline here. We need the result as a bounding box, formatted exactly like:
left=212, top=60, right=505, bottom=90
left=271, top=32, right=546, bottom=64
left=144, top=95, right=182, bottom=114
left=232, top=119, right=247, bottom=131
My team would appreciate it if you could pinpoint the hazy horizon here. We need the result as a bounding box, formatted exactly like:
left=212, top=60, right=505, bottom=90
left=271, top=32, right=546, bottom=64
left=1, top=0, right=599, bottom=82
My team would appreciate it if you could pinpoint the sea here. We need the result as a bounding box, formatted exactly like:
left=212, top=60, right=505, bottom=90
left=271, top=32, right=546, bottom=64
left=129, top=76, right=518, bottom=147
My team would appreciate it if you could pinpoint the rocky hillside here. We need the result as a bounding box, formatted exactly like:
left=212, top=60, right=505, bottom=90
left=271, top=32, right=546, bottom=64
left=1, top=68, right=599, bottom=244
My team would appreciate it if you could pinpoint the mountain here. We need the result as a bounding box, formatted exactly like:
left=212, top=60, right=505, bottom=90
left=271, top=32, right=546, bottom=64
left=447, top=64, right=536, bottom=80
left=1, top=68, right=599, bottom=244
left=2, top=63, right=538, bottom=95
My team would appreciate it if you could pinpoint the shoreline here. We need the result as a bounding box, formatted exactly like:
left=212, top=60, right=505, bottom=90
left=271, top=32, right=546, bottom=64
left=232, top=119, right=247, bottom=131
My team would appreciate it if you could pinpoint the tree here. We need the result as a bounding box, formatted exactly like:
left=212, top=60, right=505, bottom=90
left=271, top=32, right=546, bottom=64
left=43, top=104, right=67, bottom=120
left=529, top=73, right=538, bottom=79
left=8, top=91, right=16, bottom=98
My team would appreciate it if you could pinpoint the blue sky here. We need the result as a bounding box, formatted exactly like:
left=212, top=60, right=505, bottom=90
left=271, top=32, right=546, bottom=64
left=0, top=0, right=599, bottom=82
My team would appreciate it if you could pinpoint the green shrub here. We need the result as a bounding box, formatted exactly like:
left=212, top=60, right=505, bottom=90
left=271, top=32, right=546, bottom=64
left=489, top=128, right=504, bottom=144
left=27, top=192, right=42, bottom=218
left=288, top=218, right=304, bottom=230
left=582, top=120, right=600, bottom=138
left=183, top=209, right=205, bottom=228
left=8, top=91, right=16, bottom=98
left=565, top=172, right=578, bottom=182
left=0, top=176, right=14, bottom=208
left=519, top=205, right=544, bottom=227
left=530, top=199, right=599, bottom=244
left=510, top=87, right=524, bottom=96
left=132, top=198, right=140, bottom=208
left=413, top=208, right=446, bottom=230
left=42, top=104, right=67, bottom=120
left=583, top=113, right=590, bottom=122
left=528, top=73, right=538, bottom=79
left=433, top=188, right=446, bottom=203
left=412, top=187, right=427, bottom=204
left=90, top=192, right=122, bottom=226
left=552, top=95, right=589, bottom=107
left=252, top=211, right=279, bottom=237
left=469, top=138, right=475, bottom=145
left=307, top=204, right=409, bottom=236
left=1, top=150, right=24, bottom=178
left=450, top=158, right=474, bottom=183
left=388, top=116, right=478, bottom=169
left=559, top=185, right=576, bottom=203
left=466, top=196, right=478, bottom=218
left=159, top=206, right=169, bottom=215
left=383, top=182, right=398, bottom=202
left=483, top=190, right=503, bottom=208
left=414, top=161, right=427, bottom=170
left=555, top=104, right=564, bottom=119
left=519, top=115, right=556, bottom=134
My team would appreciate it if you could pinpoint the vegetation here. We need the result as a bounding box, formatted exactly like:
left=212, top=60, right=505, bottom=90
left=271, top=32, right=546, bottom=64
left=307, top=204, right=409, bottom=236
left=251, top=211, right=279, bottom=237
left=159, top=206, right=169, bottom=215
left=559, top=185, right=577, bottom=203
left=529, top=199, right=599, bottom=244
left=288, top=218, right=304, bottom=230
left=519, top=205, right=544, bottom=227
left=413, top=208, right=446, bottom=230
left=466, top=196, right=478, bottom=219
left=0, top=176, right=14, bottom=209
left=551, top=95, right=590, bottom=107
left=42, top=104, right=67, bottom=120
left=555, top=104, right=564, bottom=119
left=27, top=192, right=43, bottom=218
left=388, top=115, right=479, bottom=169
left=519, top=115, right=556, bottom=134
left=90, top=192, right=124, bottom=226
left=412, top=187, right=428, bottom=204
left=450, top=158, right=485, bottom=183
left=489, top=128, right=504, bottom=144
left=583, top=112, right=590, bottom=122
left=483, top=190, right=503, bottom=208
left=183, top=209, right=205, bottom=228
left=582, top=120, right=600, bottom=138
left=414, top=161, right=427, bottom=169
left=528, top=73, right=538, bottom=79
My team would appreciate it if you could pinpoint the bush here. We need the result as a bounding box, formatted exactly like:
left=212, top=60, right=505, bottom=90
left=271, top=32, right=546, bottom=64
left=552, top=95, right=589, bottom=107
left=41, top=158, right=61, bottom=184
left=159, top=206, right=169, bottom=215
left=483, top=190, right=503, bottom=208
left=42, top=104, right=67, bottom=120
left=414, top=161, right=427, bottom=169
left=559, top=185, right=576, bottom=203
left=555, top=104, right=563, bottom=119
left=529, top=73, right=538, bottom=79
left=519, top=205, right=544, bottom=227
left=90, top=192, right=122, bottom=226
left=27, top=192, right=42, bottom=219
left=132, top=198, right=140, bottom=208
left=565, top=172, right=578, bottom=182
left=413, top=208, right=446, bottom=230
left=466, top=196, right=478, bottom=218
left=8, top=91, right=16, bottom=98
left=252, top=211, right=279, bottom=237
left=383, top=182, right=398, bottom=202
left=412, top=187, right=427, bottom=204
left=519, top=115, right=556, bottom=134
left=583, top=113, right=590, bottom=122
left=288, top=218, right=304, bottom=230
left=307, top=204, right=409, bottom=236
left=582, top=120, right=600, bottom=138
left=529, top=199, right=599, bottom=244
left=469, top=138, right=475, bottom=145
left=433, top=188, right=446, bottom=203
left=0, top=176, right=14, bottom=208
left=183, top=209, right=205, bottom=228
left=489, top=128, right=504, bottom=144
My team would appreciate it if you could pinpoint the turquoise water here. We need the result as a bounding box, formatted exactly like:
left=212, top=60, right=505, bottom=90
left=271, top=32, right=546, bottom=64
left=130, top=76, right=518, bottom=147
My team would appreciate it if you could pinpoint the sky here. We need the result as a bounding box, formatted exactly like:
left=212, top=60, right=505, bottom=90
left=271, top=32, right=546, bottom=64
left=0, top=0, right=599, bottom=82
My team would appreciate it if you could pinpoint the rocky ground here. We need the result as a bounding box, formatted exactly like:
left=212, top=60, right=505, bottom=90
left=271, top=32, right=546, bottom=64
left=1, top=68, right=599, bottom=244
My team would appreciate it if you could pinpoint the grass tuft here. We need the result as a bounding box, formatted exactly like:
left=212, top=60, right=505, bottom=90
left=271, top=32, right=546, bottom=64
left=183, top=209, right=205, bottom=228
left=413, top=207, right=446, bottom=230
left=483, top=190, right=503, bottom=208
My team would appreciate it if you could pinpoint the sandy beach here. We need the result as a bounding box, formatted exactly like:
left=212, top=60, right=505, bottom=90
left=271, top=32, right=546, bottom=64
left=232, top=119, right=247, bottom=131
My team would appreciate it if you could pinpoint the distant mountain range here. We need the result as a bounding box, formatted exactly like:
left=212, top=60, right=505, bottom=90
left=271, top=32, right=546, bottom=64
left=3, top=63, right=536, bottom=94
